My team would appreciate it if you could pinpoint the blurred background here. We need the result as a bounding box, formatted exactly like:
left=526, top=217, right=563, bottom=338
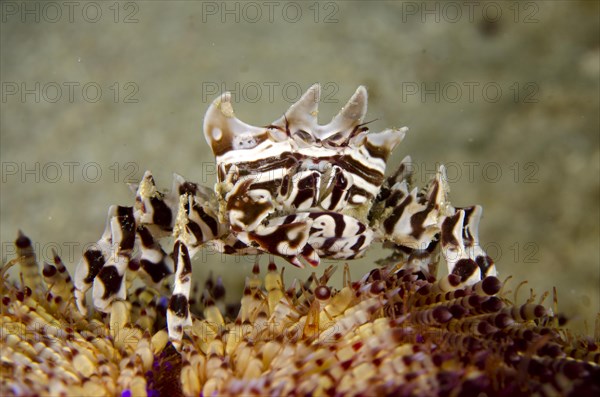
left=1, top=1, right=598, bottom=333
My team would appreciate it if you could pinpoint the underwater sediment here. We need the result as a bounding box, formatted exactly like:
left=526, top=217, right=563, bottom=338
left=1, top=232, right=599, bottom=396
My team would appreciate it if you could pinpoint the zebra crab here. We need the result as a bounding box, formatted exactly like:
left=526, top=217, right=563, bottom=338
left=74, top=84, right=496, bottom=348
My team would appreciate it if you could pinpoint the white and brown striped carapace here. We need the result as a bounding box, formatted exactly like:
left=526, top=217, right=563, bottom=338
left=74, top=84, right=496, bottom=349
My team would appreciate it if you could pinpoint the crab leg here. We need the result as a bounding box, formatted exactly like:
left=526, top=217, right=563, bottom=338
left=74, top=205, right=134, bottom=314
left=167, top=240, right=193, bottom=349
left=441, top=205, right=496, bottom=285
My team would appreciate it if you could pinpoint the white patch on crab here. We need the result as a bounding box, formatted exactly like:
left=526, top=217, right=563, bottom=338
left=351, top=195, right=367, bottom=205
left=295, top=145, right=345, bottom=159
left=308, top=214, right=337, bottom=237
left=141, top=246, right=163, bottom=264
left=217, top=139, right=294, bottom=169
left=229, top=209, right=250, bottom=230
left=211, top=126, right=223, bottom=141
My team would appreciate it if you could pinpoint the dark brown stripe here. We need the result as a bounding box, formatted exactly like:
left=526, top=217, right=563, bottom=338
left=43, top=263, right=57, bottom=278
left=15, top=233, right=31, bottom=249
left=168, top=293, right=189, bottom=318
left=383, top=195, right=413, bottom=235
left=364, top=139, right=392, bottom=161
left=387, top=162, right=409, bottom=186
left=451, top=259, right=478, bottom=282
left=137, top=226, right=154, bottom=248
left=140, top=258, right=172, bottom=283
left=356, top=222, right=366, bottom=235
left=332, top=213, right=346, bottom=238
left=461, top=207, right=476, bottom=246
left=233, top=240, right=249, bottom=249
left=409, top=207, right=432, bottom=239
left=116, top=207, right=136, bottom=251
left=280, top=174, right=290, bottom=197
left=336, top=156, right=384, bottom=187
left=117, top=205, right=132, bottom=217
left=385, top=189, right=405, bottom=208
left=186, top=222, right=204, bottom=243
left=195, top=205, right=219, bottom=238
left=324, top=170, right=348, bottom=210
left=320, top=237, right=338, bottom=251
left=235, top=153, right=298, bottom=177
left=350, top=235, right=366, bottom=252
left=441, top=213, right=461, bottom=247
left=348, top=186, right=373, bottom=203
left=179, top=243, right=192, bottom=278
left=98, top=265, right=123, bottom=299
left=292, top=173, right=318, bottom=208
left=150, top=195, right=173, bottom=230
left=218, top=165, right=226, bottom=182
left=249, top=223, right=308, bottom=256
left=476, top=255, right=494, bottom=275
left=178, top=181, right=199, bottom=196
left=223, top=245, right=237, bottom=255
left=309, top=212, right=346, bottom=238
left=427, top=180, right=440, bottom=203
left=83, top=250, right=105, bottom=284
left=172, top=240, right=181, bottom=267
left=283, top=214, right=297, bottom=225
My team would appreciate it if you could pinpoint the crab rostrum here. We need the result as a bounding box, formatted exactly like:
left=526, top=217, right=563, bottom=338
left=74, top=84, right=496, bottom=349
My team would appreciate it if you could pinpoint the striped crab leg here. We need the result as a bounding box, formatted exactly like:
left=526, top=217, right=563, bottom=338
left=375, top=161, right=496, bottom=283
left=440, top=205, right=496, bottom=285
left=74, top=172, right=221, bottom=319
left=166, top=240, right=193, bottom=350
left=74, top=205, right=134, bottom=314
